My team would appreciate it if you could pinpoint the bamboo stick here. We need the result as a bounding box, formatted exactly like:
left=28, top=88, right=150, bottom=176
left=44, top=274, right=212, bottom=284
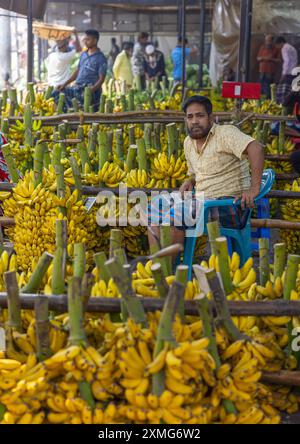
left=78, top=141, right=91, bottom=173
left=58, top=123, right=67, bottom=158
left=68, top=276, right=87, bottom=346
left=166, top=123, right=176, bottom=158
left=259, top=238, right=270, bottom=286
left=99, top=94, right=106, bottom=113
left=113, top=248, right=128, bottom=266
left=22, top=252, right=53, bottom=294
left=144, top=124, right=152, bottom=150
left=1, top=295, right=300, bottom=316
left=128, top=89, right=135, bottom=111
left=24, top=103, right=33, bottom=147
left=71, top=97, right=79, bottom=112
left=128, top=125, right=136, bottom=145
left=4, top=271, right=22, bottom=331
left=34, top=296, right=51, bottom=361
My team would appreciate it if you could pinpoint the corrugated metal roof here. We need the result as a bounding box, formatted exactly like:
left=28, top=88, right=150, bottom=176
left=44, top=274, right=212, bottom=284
left=0, top=0, right=47, bottom=19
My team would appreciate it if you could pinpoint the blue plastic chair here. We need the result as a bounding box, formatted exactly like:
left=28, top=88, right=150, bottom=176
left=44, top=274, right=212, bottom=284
left=182, top=169, right=275, bottom=280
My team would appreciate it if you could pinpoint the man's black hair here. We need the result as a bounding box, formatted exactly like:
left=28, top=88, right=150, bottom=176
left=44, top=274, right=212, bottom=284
left=85, top=29, right=100, bottom=42
left=274, top=36, right=286, bottom=45
left=178, top=36, right=188, bottom=44
left=123, top=41, right=134, bottom=51
left=183, top=95, right=213, bottom=115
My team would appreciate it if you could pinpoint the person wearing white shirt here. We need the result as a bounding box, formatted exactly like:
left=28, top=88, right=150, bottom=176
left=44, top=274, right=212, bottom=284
left=46, top=31, right=81, bottom=88
left=274, top=36, right=299, bottom=104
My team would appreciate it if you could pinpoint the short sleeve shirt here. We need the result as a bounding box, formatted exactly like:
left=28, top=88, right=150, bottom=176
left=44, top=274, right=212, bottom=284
left=172, top=46, right=191, bottom=81
left=184, top=124, right=254, bottom=199
left=76, top=49, right=107, bottom=86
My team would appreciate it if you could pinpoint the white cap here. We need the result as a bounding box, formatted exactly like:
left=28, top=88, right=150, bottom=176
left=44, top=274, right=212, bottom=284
left=145, top=44, right=155, bottom=55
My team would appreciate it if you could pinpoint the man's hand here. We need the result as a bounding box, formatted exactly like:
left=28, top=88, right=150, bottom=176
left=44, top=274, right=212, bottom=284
left=56, top=84, right=66, bottom=91
left=179, top=178, right=195, bottom=196
left=234, top=186, right=260, bottom=209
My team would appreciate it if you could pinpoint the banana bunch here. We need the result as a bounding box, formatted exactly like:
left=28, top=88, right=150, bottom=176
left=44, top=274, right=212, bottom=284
left=266, top=137, right=295, bottom=155
left=280, top=179, right=300, bottom=253
left=126, top=169, right=156, bottom=189
left=152, top=153, right=187, bottom=188
left=82, top=162, right=126, bottom=187
left=91, top=277, right=119, bottom=298
left=32, top=92, right=56, bottom=116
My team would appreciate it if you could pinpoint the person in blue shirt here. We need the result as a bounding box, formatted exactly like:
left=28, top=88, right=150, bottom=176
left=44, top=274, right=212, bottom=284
left=56, top=29, right=107, bottom=111
left=171, top=37, right=197, bottom=83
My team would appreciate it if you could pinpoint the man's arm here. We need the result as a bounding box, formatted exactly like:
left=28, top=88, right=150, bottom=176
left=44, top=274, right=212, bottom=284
left=73, top=30, right=82, bottom=53
left=57, top=68, right=79, bottom=91
left=90, top=73, right=106, bottom=93
left=236, top=141, right=264, bottom=208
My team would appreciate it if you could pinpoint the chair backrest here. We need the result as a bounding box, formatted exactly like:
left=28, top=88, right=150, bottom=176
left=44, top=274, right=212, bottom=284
left=254, top=169, right=275, bottom=202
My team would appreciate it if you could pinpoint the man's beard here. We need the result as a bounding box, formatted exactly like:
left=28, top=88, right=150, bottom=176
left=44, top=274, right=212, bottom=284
left=188, top=124, right=212, bottom=140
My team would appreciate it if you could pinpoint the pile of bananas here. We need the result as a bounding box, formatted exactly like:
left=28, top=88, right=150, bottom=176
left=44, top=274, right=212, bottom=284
left=280, top=179, right=300, bottom=253
left=0, top=169, right=97, bottom=272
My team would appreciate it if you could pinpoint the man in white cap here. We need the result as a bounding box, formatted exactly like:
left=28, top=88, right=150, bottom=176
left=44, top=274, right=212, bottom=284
left=143, top=44, right=167, bottom=86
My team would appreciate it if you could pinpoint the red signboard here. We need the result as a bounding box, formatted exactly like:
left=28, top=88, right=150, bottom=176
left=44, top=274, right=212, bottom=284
left=222, top=82, right=261, bottom=99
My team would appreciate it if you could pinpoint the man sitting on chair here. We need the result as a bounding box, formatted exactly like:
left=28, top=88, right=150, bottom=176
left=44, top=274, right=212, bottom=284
left=148, top=95, right=264, bottom=251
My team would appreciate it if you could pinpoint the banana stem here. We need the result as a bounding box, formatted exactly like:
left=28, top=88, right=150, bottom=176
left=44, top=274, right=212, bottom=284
left=274, top=243, right=286, bottom=279
left=57, top=93, right=65, bottom=114
left=283, top=254, right=300, bottom=358
left=207, top=221, right=221, bottom=256
left=27, top=82, right=35, bottom=105
left=128, top=89, right=135, bottom=111
left=71, top=97, right=79, bottom=112
left=125, top=145, right=137, bottom=171
left=105, top=99, right=114, bottom=114
left=22, top=252, right=53, bottom=293
left=134, top=75, right=142, bottom=92
left=8, top=88, right=18, bottom=116
left=52, top=220, right=67, bottom=295
left=166, top=123, right=176, bottom=158
left=94, top=252, right=110, bottom=283
left=3, top=271, right=22, bottom=331
left=68, top=276, right=87, bottom=346
left=99, top=94, right=106, bottom=113
left=78, top=141, right=91, bottom=173
left=105, top=257, right=148, bottom=326
left=175, top=265, right=188, bottom=320
left=73, top=243, right=86, bottom=279
left=2, top=89, right=8, bottom=109
left=128, top=125, right=136, bottom=145
left=120, top=94, right=127, bottom=112
left=69, top=156, right=83, bottom=201
left=81, top=273, right=94, bottom=313
left=84, top=87, right=92, bottom=113
left=107, top=131, right=113, bottom=157
left=1, top=144, right=20, bottom=183
left=45, top=85, right=53, bottom=100
left=113, top=248, right=128, bottom=265
left=43, top=143, right=51, bottom=169
left=109, top=229, right=123, bottom=258
left=87, top=124, right=98, bottom=154
left=160, top=225, right=172, bottom=277
left=152, top=281, right=182, bottom=396
left=1, top=118, right=9, bottom=135
left=115, top=129, right=124, bottom=160
left=24, top=104, right=33, bottom=147
left=58, top=123, right=67, bottom=158
left=34, top=296, right=51, bottom=361
left=137, top=138, right=148, bottom=171
left=33, top=141, right=44, bottom=188
left=154, top=123, right=161, bottom=150
left=98, top=130, right=109, bottom=170
left=151, top=263, right=169, bottom=298
left=215, top=237, right=233, bottom=296
left=197, top=293, right=236, bottom=414
left=279, top=110, right=286, bottom=154
left=144, top=124, right=152, bottom=150
left=205, top=268, right=248, bottom=341
left=259, top=238, right=270, bottom=286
